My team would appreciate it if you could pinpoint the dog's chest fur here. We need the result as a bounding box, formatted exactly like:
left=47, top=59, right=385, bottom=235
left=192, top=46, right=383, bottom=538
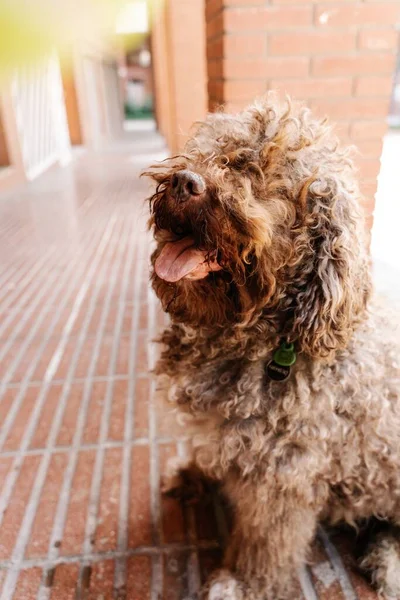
left=157, top=305, right=400, bottom=521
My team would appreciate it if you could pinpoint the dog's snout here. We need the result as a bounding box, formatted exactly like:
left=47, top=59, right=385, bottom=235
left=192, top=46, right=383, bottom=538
left=170, top=170, right=205, bottom=202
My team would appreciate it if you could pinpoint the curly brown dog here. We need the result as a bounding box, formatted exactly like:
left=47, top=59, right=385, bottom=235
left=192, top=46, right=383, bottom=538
left=144, top=95, right=400, bottom=599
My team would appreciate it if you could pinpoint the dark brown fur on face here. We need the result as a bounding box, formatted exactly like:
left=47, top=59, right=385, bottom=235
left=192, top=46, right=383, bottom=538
left=144, top=95, right=400, bottom=600
left=145, top=96, right=371, bottom=357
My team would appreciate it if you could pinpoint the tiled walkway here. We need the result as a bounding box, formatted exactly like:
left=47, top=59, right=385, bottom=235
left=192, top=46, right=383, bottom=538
left=0, top=127, right=383, bottom=599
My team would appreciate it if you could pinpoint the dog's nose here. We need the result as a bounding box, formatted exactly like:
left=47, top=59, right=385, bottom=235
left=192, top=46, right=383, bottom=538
left=170, top=170, right=205, bottom=202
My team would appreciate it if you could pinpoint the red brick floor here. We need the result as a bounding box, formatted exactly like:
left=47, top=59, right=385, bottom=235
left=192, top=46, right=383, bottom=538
left=0, top=128, right=379, bottom=599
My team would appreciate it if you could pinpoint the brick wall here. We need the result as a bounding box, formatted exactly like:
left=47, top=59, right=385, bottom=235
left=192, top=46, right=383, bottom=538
left=206, top=0, right=400, bottom=226
left=151, top=0, right=208, bottom=153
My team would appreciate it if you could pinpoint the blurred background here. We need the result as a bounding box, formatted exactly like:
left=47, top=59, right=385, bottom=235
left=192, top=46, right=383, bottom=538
left=0, top=2, right=399, bottom=599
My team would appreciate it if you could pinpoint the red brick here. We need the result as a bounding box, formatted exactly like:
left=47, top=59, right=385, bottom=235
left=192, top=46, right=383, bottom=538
left=359, top=28, right=399, bottom=51
left=315, top=3, right=400, bottom=27
left=88, top=560, right=115, bottom=599
left=0, top=388, right=15, bottom=435
left=108, top=379, right=129, bottom=441
left=207, top=11, right=223, bottom=39
left=60, top=450, right=96, bottom=556
left=313, top=53, right=396, bottom=76
left=159, top=444, right=186, bottom=544
left=56, top=382, right=84, bottom=446
left=117, top=335, right=130, bottom=375
left=129, top=444, right=152, bottom=547
left=208, top=58, right=223, bottom=79
left=137, top=331, right=148, bottom=373
left=82, top=381, right=106, bottom=445
left=94, top=448, right=122, bottom=552
left=126, top=556, right=151, bottom=600
left=355, top=157, right=382, bottom=180
left=360, top=180, right=379, bottom=201
left=270, top=31, right=356, bottom=55
left=206, top=0, right=223, bottom=22
left=13, top=568, right=42, bottom=600
left=225, top=33, right=266, bottom=56
left=122, top=302, right=134, bottom=334
left=225, top=79, right=267, bottom=101
left=104, top=304, right=119, bottom=335
left=355, top=139, right=384, bottom=158
left=207, top=37, right=224, bottom=60
left=6, top=341, right=39, bottom=384
left=0, top=455, right=41, bottom=559
left=30, top=383, right=62, bottom=449
left=351, top=119, right=389, bottom=140
left=312, top=97, right=390, bottom=121
left=209, top=79, right=224, bottom=103
left=270, top=77, right=353, bottom=99
left=224, top=56, right=309, bottom=79
left=134, top=377, right=149, bottom=439
left=225, top=6, right=312, bottom=31
left=333, top=121, right=352, bottom=142
left=96, top=335, right=112, bottom=376
left=50, top=563, right=79, bottom=600
left=26, top=453, right=68, bottom=558
left=0, top=456, right=12, bottom=490
left=355, top=75, right=394, bottom=97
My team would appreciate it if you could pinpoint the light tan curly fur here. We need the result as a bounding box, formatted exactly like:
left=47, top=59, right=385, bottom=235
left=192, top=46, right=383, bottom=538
left=144, top=94, right=400, bottom=599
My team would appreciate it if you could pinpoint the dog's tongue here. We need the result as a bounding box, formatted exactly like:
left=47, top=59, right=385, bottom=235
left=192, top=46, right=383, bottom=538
left=155, top=237, right=208, bottom=282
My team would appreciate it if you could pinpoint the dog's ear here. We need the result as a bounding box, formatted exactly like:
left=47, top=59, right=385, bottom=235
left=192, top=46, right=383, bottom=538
left=289, top=179, right=371, bottom=358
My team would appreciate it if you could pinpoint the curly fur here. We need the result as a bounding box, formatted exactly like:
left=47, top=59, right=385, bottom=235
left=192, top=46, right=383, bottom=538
left=144, top=94, right=400, bottom=599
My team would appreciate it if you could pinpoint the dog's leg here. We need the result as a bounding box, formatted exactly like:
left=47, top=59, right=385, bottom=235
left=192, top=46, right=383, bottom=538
left=204, top=481, right=319, bottom=600
left=359, top=522, right=400, bottom=599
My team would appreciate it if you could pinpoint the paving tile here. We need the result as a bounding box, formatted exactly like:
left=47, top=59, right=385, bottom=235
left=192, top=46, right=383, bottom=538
left=59, top=451, right=96, bottom=556
left=12, top=567, right=42, bottom=600
left=49, top=563, right=79, bottom=600
left=128, top=444, right=152, bottom=548
left=94, top=448, right=123, bottom=553
left=0, top=455, right=41, bottom=560
left=25, top=453, right=69, bottom=558
left=126, top=555, right=151, bottom=600
left=88, top=559, right=115, bottom=600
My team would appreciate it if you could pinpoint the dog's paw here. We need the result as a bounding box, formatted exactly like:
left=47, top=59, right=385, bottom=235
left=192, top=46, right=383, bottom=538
left=360, top=530, right=400, bottom=600
left=202, top=570, right=249, bottom=600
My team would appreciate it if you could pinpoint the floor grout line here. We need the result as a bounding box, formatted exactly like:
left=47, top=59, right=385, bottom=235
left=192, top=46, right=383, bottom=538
left=114, top=232, right=146, bottom=598
left=3, top=374, right=149, bottom=389
left=0, top=541, right=220, bottom=571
